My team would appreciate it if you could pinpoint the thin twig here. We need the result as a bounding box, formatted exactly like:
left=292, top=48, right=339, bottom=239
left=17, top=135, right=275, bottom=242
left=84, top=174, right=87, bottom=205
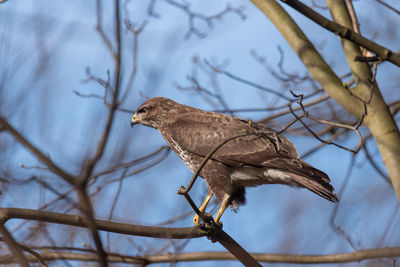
left=257, top=94, right=330, bottom=123
left=376, top=0, right=400, bottom=15
left=163, top=0, right=246, bottom=39
left=205, top=60, right=293, bottom=101
left=287, top=93, right=361, bottom=153
left=120, top=20, right=147, bottom=105
left=0, top=117, right=75, bottom=185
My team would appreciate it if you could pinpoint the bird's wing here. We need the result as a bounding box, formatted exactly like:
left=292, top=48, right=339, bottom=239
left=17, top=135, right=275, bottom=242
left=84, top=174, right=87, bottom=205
left=169, top=112, right=337, bottom=202
left=169, top=112, right=299, bottom=167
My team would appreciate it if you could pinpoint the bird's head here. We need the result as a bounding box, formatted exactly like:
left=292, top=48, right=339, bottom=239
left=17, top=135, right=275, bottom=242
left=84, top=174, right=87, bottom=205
left=131, top=97, right=176, bottom=129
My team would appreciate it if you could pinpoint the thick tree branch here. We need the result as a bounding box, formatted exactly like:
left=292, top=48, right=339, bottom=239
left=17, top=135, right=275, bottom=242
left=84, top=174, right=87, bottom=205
left=326, top=0, right=400, bottom=200
left=0, top=208, right=206, bottom=239
left=0, top=208, right=261, bottom=266
left=280, top=0, right=400, bottom=67
left=326, top=0, right=372, bottom=83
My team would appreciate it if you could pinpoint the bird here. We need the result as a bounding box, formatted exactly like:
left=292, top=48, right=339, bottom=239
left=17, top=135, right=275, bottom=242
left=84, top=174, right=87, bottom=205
left=130, top=97, right=338, bottom=225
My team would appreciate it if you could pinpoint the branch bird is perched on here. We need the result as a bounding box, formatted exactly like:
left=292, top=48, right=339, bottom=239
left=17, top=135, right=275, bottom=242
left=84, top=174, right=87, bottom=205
left=131, top=97, right=338, bottom=225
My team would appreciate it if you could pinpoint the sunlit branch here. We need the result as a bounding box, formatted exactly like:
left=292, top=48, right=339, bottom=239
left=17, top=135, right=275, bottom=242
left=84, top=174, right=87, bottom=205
left=280, top=0, right=400, bottom=67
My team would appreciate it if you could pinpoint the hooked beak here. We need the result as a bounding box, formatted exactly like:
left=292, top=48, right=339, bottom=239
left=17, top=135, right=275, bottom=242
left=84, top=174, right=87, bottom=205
left=130, top=113, right=139, bottom=127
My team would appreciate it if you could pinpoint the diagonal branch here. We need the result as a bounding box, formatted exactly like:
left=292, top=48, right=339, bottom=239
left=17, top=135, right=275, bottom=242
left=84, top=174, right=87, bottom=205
left=0, top=117, right=75, bottom=185
left=280, top=0, right=400, bottom=67
left=0, top=223, right=29, bottom=267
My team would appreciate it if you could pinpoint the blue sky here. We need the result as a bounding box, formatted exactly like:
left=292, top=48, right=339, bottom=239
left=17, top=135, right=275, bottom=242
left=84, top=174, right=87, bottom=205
left=0, top=1, right=399, bottom=266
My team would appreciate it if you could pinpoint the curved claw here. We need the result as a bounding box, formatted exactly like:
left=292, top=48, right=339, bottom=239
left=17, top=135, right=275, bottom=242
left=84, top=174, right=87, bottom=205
left=193, top=212, right=213, bottom=226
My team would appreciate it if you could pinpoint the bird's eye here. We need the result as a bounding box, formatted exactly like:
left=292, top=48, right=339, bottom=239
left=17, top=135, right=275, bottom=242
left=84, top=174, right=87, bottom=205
left=137, top=107, right=148, bottom=114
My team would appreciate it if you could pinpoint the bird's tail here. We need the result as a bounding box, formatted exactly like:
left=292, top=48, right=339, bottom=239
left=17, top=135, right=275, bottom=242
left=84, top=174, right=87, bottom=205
left=287, top=161, right=338, bottom=202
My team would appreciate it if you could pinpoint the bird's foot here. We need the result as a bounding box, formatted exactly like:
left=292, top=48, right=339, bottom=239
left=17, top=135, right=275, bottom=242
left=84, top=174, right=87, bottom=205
left=193, top=212, right=213, bottom=226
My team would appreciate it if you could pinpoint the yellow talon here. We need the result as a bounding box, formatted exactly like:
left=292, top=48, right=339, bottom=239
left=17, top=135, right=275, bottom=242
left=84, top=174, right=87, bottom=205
left=193, top=193, right=213, bottom=226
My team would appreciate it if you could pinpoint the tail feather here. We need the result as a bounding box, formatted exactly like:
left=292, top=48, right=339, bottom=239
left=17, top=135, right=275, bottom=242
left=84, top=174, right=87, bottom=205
left=232, top=158, right=339, bottom=202
left=287, top=170, right=338, bottom=202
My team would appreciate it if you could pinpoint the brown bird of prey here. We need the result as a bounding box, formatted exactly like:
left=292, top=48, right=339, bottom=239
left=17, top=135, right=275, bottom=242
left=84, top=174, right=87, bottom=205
left=131, top=97, right=338, bottom=225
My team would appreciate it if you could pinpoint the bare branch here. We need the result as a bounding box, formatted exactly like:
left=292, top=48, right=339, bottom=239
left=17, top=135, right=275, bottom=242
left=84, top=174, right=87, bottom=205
left=301, top=128, right=348, bottom=159
left=2, top=247, right=400, bottom=265
left=120, top=19, right=147, bottom=105
left=258, top=94, right=330, bottom=123
left=0, top=223, right=29, bottom=267
left=287, top=102, right=358, bottom=153
left=280, top=0, right=400, bottom=67
left=205, top=60, right=293, bottom=101
left=288, top=90, right=369, bottom=153
left=250, top=48, right=320, bottom=90
left=76, top=188, right=108, bottom=267
left=163, top=0, right=246, bottom=39
left=376, top=0, right=400, bottom=15
left=0, top=117, right=75, bottom=185
left=0, top=208, right=206, bottom=239
left=78, top=0, right=122, bottom=186
left=91, top=146, right=170, bottom=180
left=95, top=0, right=117, bottom=61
